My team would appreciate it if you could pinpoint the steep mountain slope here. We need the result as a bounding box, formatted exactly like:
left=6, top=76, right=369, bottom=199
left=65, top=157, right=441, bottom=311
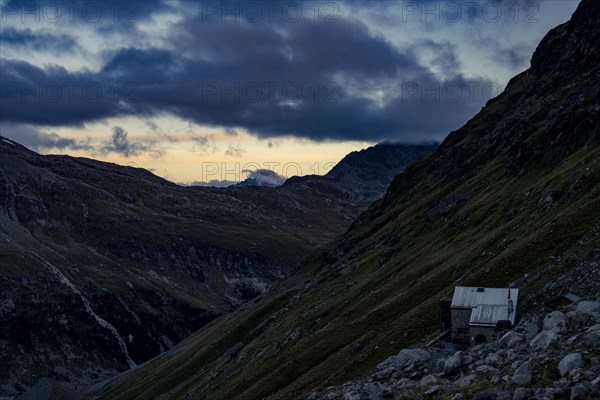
left=0, top=138, right=431, bottom=397
left=97, top=1, right=599, bottom=399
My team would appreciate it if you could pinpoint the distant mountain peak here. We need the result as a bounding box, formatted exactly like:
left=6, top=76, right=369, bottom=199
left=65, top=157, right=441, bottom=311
left=232, top=169, right=286, bottom=188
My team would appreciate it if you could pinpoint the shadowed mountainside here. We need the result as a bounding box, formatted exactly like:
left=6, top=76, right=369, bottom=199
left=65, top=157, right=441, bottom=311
left=0, top=137, right=433, bottom=397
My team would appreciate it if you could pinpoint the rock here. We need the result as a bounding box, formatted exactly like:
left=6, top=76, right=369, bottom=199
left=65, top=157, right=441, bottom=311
left=566, top=335, right=579, bottom=346
left=576, top=301, right=600, bottom=314
left=499, top=331, right=526, bottom=348
left=420, top=374, right=438, bottom=387
left=513, top=388, right=533, bottom=400
left=424, top=385, right=439, bottom=395
left=539, top=387, right=565, bottom=399
left=433, top=359, right=446, bottom=373
left=523, top=320, right=541, bottom=340
left=454, top=373, right=477, bottom=387
left=363, top=382, right=382, bottom=398
left=570, top=370, right=582, bottom=382
left=508, top=351, right=527, bottom=364
left=343, top=392, right=361, bottom=400
left=544, top=311, right=568, bottom=332
left=530, top=330, right=559, bottom=350
left=474, top=365, right=497, bottom=378
left=485, top=353, right=500, bottom=367
left=372, top=367, right=396, bottom=381
left=570, top=385, right=590, bottom=400
left=463, top=355, right=475, bottom=366
left=472, top=390, right=495, bottom=400
left=558, top=353, right=583, bottom=377
left=393, top=378, right=416, bottom=391
left=567, top=310, right=595, bottom=332
left=512, top=361, right=533, bottom=385
left=444, top=351, right=465, bottom=374
left=377, top=348, right=431, bottom=371
left=581, top=324, right=600, bottom=347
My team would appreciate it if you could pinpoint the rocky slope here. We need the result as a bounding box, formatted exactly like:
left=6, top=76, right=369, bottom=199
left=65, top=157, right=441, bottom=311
left=95, top=1, right=599, bottom=399
left=307, top=300, right=600, bottom=400
left=0, top=138, right=431, bottom=397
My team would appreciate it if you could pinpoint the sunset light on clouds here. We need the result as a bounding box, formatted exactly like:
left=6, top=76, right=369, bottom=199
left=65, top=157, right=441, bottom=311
left=0, top=0, right=579, bottom=184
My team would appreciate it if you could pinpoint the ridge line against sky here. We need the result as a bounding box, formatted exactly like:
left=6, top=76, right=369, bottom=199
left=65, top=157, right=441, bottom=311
left=0, top=0, right=580, bottom=183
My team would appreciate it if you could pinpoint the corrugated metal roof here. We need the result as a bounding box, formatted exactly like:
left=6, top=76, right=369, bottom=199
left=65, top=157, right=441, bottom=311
left=451, top=286, right=519, bottom=309
left=469, top=304, right=516, bottom=326
left=451, top=286, right=519, bottom=327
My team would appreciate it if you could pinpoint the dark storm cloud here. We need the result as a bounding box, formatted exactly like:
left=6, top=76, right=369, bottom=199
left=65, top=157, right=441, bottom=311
left=0, top=123, right=93, bottom=151
left=0, top=27, right=77, bottom=52
left=0, top=60, right=128, bottom=125
left=0, top=5, right=501, bottom=142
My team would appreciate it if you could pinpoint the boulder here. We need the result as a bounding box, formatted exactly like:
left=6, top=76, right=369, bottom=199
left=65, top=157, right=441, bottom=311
left=424, top=385, right=439, bottom=395
left=343, top=391, right=361, bottom=400
left=513, top=388, right=533, bottom=400
left=377, top=348, right=431, bottom=372
left=484, top=352, right=501, bottom=367
left=453, top=373, right=477, bottom=387
left=558, top=353, right=583, bottom=377
left=581, top=324, right=600, bottom=347
left=530, top=330, right=559, bottom=350
left=567, top=310, right=595, bottom=332
left=537, top=387, right=565, bottom=399
left=570, top=385, right=590, bottom=400
left=499, top=331, right=525, bottom=348
left=420, top=374, right=437, bottom=387
left=393, top=378, right=416, bottom=391
left=523, top=319, right=541, bottom=340
left=576, top=301, right=600, bottom=314
left=512, top=361, right=533, bottom=385
left=544, top=311, right=568, bottom=332
left=363, top=382, right=383, bottom=399
left=372, top=367, right=395, bottom=381
left=472, top=390, right=495, bottom=400
left=443, top=351, right=465, bottom=374
left=474, top=365, right=497, bottom=378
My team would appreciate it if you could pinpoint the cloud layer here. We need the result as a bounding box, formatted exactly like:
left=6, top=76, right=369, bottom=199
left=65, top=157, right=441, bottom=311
left=0, top=0, right=579, bottom=143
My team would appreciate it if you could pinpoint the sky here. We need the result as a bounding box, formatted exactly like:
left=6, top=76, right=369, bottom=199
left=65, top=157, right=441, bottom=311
left=0, top=0, right=580, bottom=184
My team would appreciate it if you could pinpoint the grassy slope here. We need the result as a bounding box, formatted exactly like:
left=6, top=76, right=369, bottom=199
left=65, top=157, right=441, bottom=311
left=99, top=2, right=600, bottom=399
